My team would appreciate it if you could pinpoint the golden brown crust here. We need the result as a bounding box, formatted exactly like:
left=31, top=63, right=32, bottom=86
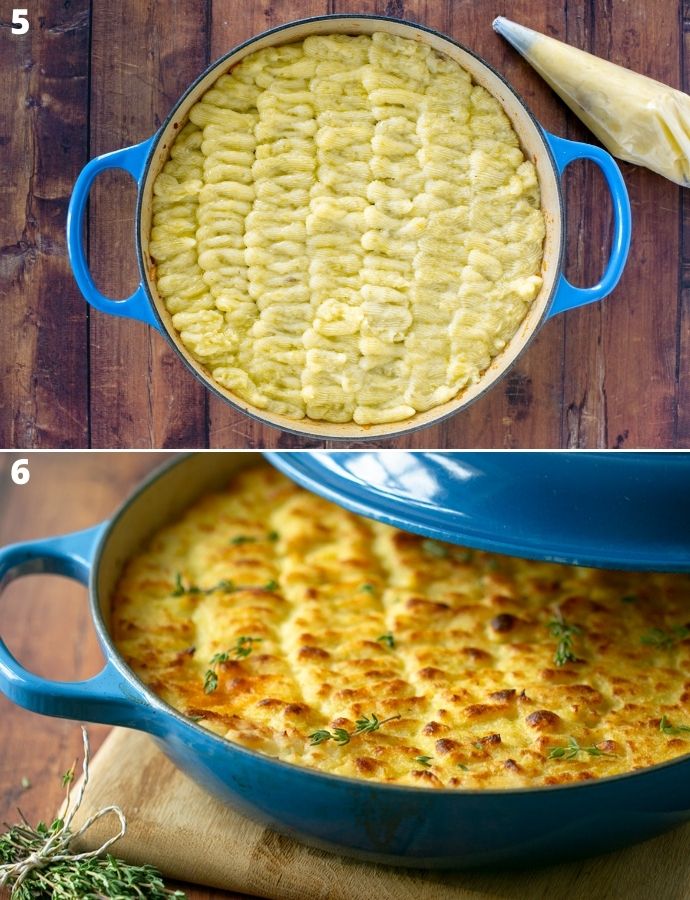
left=112, top=462, right=690, bottom=789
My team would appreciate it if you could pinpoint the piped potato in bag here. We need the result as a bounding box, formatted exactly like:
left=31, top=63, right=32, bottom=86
left=494, top=16, right=690, bottom=186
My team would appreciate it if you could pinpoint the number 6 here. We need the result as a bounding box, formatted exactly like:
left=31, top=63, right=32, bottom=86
left=11, top=459, right=30, bottom=485
left=12, top=9, right=29, bottom=34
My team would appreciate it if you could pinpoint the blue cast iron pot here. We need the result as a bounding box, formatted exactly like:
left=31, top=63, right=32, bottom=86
left=1, top=452, right=689, bottom=869
left=66, top=15, right=632, bottom=442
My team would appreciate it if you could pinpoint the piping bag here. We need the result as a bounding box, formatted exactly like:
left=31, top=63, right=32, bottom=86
left=493, top=16, right=690, bottom=186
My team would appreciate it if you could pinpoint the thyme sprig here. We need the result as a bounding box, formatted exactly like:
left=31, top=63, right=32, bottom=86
left=230, top=531, right=280, bottom=545
left=659, top=715, right=690, bottom=736
left=548, top=736, right=616, bottom=761
left=548, top=608, right=582, bottom=666
left=0, top=728, right=184, bottom=898
left=172, top=574, right=230, bottom=597
left=172, top=574, right=278, bottom=597
left=309, top=713, right=401, bottom=746
left=203, top=637, right=263, bottom=693
left=171, top=572, right=199, bottom=597
left=353, top=713, right=399, bottom=735
left=640, top=626, right=690, bottom=649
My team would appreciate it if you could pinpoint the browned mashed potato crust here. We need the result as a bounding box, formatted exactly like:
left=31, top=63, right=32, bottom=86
left=112, top=462, right=690, bottom=789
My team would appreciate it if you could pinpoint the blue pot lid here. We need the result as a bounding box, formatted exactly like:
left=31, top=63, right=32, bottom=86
left=265, top=452, right=690, bottom=571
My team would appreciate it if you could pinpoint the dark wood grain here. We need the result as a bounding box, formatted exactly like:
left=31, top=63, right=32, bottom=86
left=88, top=1, right=210, bottom=448
left=0, top=452, right=246, bottom=900
left=1, top=0, right=688, bottom=448
left=678, top=0, right=690, bottom=446
left=0, top=1, right=90, bottom=448
left=562, top=0, right=682, bottom=449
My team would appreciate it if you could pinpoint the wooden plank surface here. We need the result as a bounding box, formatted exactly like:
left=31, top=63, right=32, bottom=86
left=88, top=1, right=211, bottom=448
left=678, top=0, right=690, bottom=443
left=561, top=0, right=682, bottom=448
left=0, top=452, right=243, bottom=899
left=0, top=1, right=90, bottom=448
left=1, top=0, right=688, bottom=448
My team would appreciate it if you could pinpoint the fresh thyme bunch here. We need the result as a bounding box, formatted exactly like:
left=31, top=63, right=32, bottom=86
left=0, top=729, right=185, bottom=899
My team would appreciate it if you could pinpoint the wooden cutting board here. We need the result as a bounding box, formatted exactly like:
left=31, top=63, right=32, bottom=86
left=69, top=728, right=690, bottom=900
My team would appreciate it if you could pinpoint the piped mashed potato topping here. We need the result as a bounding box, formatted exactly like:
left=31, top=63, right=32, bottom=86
left=113, top=463, right=690, bottom=790
left=149, top=33, right=545, bottom=425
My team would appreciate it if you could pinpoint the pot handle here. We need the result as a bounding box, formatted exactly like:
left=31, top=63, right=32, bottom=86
left=66, top=137, right=162, bottom=331
left=0, top=525, right=153, bottom=727
left=544, top=131, right=631, bottom=318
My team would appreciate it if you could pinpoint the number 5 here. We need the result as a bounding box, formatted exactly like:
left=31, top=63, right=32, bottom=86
left=12, top=9, right=29, bottom=34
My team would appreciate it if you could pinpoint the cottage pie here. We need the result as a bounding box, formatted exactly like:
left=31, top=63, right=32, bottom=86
left=149, top=33, right=545, bottom=425
left=112, top=462, right=690, bottom=789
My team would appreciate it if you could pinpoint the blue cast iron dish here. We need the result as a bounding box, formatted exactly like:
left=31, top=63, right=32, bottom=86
left=66, top=15, right=632, bottom=442
left=1, top=452, right=689, bottom=869
left=268, top=451, right=690, bottom=572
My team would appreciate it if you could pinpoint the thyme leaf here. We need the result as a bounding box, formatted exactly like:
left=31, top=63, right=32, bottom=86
left=640, top=626, right=690, bottom=649
left=203, top=637, right=263, bottom=693
left=659, top=715, right=690, bottom=736
left=309, top=728, right=351, bottom=746
left=548, top=736, right=616, bottom=761
left=203, top=670, right=219, bottom=694
left=172, top=576, right=279, bottom=597
left=376, top=632, right=395, bottom=649
left=414, top=756, right=433, bottom=767
left=360, top=583, right=376, bottom=594
left=205, top=579, right=235, bottom=594
left=548, top=610, right=582, bottom=666
left=231, top=532, right=279, bottom=544
left=171, top=573, right=219, bottom=596
left=353, top=713, right=401, bottom=735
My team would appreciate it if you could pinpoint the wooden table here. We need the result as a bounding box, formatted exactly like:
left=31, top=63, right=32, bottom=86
left=0, top=453, right=243, bottom=898
left=2, top=0, right=688, bottom=449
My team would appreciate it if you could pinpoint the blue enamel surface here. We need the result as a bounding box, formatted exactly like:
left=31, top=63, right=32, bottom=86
left=544, top=131, right=632, bottom=317
left=66, top=137, right=161, bottom=330
left=2, top=453, right=690, bottom=868
left=149, top=722, right=690, bottom=868
left=0, top=524, right=152, bottom=723
left=267, top=452, right=690, bottom=571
